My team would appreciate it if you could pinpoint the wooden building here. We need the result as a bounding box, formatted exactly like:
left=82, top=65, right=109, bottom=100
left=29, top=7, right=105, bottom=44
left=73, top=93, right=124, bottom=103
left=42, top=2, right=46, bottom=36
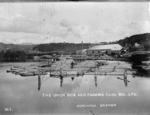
left=86, top=44, right=122, bottom=56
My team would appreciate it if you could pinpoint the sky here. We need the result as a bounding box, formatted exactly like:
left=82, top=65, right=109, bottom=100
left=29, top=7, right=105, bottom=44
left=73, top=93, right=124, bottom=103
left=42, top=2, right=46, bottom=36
left=0, top=2, right=149, bottom=44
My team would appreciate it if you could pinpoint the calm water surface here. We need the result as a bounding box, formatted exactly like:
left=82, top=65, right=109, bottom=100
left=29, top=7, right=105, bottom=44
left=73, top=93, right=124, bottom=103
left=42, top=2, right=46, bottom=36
left=0, top=62, right=150, bottom=115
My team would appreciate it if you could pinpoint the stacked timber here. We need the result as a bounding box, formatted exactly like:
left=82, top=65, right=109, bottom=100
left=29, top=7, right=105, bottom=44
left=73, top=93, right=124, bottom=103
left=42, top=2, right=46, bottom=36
left=7, top=65, right=47, bottom=77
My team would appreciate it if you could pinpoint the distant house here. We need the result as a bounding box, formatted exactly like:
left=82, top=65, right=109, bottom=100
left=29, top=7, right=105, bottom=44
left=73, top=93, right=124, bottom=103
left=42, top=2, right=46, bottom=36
left=135, top=43, right=140, bottom=47
left=86, top=44, right=122, bottom=56
left=76, top=49, right=87, bottom=55
left=33, top=56, right=40, bottom=61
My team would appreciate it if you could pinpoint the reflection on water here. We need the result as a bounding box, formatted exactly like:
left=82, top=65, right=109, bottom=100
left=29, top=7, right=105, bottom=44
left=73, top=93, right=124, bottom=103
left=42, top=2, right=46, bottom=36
left=60, top=75, right=63, bottom=87
left=94, top=75, right=97, bottom=87
left=38, top=75, right=41, bottom=91
left=0, top=62, right=150, bottom=115
left=117, top=69, right=130, bottom=87
left=71, top=77, right=75, bottom=81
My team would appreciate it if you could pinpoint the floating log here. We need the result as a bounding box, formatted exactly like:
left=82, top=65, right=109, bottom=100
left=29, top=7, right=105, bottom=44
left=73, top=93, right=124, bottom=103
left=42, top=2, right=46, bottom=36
left=20, top=71, right=47, bottom=77
left=50, top=70, right=84, bottom=78
left=7, top=69, right=24, bottom=74
left=20, top=72, right=36, bottom=77
left=39, top=64, right=51, bottom=68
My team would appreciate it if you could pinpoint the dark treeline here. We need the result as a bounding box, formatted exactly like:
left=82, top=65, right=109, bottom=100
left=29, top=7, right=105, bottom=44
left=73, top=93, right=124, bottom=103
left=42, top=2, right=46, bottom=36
left=0, top=50, right=27, bottom=62
left=33, top=43, right=92, bottom=52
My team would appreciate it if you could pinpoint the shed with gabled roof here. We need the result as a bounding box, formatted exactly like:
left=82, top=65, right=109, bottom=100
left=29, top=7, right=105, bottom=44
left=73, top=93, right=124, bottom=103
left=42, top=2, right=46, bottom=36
left=87, top=44, right=122, bottom=56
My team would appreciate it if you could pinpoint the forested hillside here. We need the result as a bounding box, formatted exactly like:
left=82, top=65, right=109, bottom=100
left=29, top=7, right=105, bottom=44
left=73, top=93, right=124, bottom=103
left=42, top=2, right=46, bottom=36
left=118, top=33, right=150, bottom=51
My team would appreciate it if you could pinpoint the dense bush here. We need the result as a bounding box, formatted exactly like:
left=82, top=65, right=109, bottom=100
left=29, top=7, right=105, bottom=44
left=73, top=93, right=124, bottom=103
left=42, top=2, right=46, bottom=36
left=0, top=50, right=27, bottom=62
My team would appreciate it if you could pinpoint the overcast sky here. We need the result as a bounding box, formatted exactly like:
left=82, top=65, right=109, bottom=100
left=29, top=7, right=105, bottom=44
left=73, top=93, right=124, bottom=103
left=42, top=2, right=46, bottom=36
left=0, top=2, right=149, bottom=44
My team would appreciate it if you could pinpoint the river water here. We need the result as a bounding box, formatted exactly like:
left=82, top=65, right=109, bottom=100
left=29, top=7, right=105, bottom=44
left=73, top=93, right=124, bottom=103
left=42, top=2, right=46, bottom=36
left=0, top=62, right=150, bottom=115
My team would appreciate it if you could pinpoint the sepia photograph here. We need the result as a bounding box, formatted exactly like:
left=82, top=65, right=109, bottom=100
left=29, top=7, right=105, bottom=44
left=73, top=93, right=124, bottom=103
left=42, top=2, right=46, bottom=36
left=0, top=1, right=150, bottom=115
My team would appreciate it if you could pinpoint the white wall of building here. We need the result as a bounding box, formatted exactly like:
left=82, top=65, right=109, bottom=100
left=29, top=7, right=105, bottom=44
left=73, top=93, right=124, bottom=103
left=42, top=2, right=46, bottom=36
left=86, top=49, right=111, bottom=56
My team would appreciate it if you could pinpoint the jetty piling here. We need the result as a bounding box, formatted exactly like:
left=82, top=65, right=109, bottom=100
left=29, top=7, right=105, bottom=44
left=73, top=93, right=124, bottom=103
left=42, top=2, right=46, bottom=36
left=38, top=75, right=41, bottom=91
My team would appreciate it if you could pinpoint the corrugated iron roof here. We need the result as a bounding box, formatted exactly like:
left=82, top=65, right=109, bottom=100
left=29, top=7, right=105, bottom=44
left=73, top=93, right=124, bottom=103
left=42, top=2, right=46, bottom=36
left=88, top=44, right=122, bottom=51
